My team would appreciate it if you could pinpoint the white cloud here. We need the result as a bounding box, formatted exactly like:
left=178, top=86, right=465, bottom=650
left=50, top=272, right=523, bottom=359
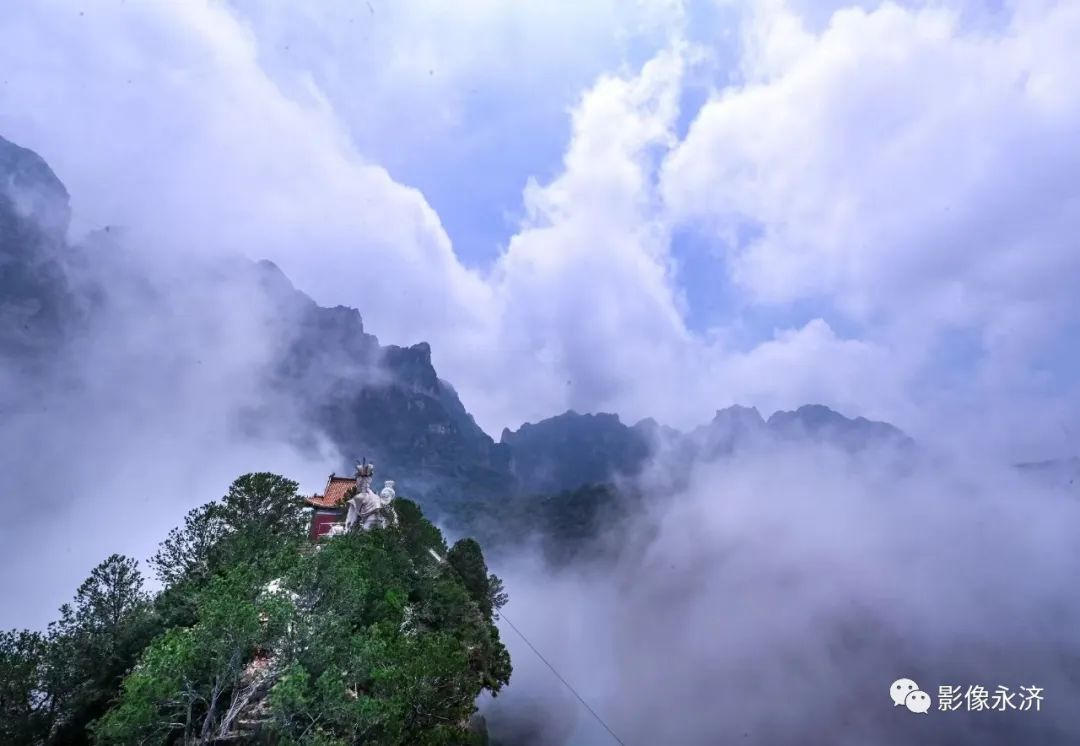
left=455, top=0, right=1080, bottom=447
left=0, top=0, right=702, bottom=437
left=492, top=443, right=1080, bottom=744
left=224, top=0, right=687, bottom=149
left=0, top=0, right=492, bottom=349
left=664, top=0, right=1080, bottom=335
left=3, top=0, right=1078, bottom=456
left=719, top=319, right=908, bottom=419
left=463, top=48, right=693, bottom=429
left=659, top=0, right=1080, bottom=453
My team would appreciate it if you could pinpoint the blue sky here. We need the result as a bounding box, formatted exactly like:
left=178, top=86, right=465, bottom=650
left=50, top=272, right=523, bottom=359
left=2, top=0, right=1078, bottom=460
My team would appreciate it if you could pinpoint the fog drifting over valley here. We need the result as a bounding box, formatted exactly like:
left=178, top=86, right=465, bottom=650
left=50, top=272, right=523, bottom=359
left=0, top=221, right=342, bottom=629
left=486, top=444, right=1080, bottom=744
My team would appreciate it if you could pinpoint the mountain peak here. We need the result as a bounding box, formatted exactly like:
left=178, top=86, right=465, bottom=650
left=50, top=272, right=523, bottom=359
left=1, top=135, right=77, bottom=358
left=254, top=258, right=295, bottom=288
left=767, top=404, right=911, bottom=449
left=686, top=403, right=768, bottom=458
left=499, top=409, right=649, bottom=494
left=509, top=409, right=623, bottom=436
left=0, top=135, right=70, bottom=241
left=382, top=341, right=437, bottom=392
left=767, top=403, right=841, bottom=426
left=712, top=404, right=765, bottom=425
left=555, top=409, right=616, bottom=421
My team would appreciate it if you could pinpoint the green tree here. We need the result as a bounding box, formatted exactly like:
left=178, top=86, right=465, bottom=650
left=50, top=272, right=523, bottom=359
left=393, top=497, right=448, bottom=565
left=94, top=564, right=295, bottom=744
left=43, top=554, right=156, bottom=744
left=61, top=554, right=149, bottom=643
left=89, top=626, right=201, bottom=744
left=150, top=502, right=228, bottom=588
left=152, top=474, right=305, bottom=592
left=151, top=473, right=307, bottom=630
left=0, top=629, right=52, bottom=743
left=218, top=472, right=305, bottom=536
left=265, top=508, right=511, bottom=744
left=447, top=538, right=507, bottom=620
left=18, top=472, right=516, bottom=745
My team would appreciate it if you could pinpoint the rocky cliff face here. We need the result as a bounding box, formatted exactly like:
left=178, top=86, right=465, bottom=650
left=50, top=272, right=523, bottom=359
left=309, top=342, right=515, bottom=504
left=686, top=404, right=769, bottom=460
left=0, top=133, right=920, bottom=512
left=499, top=411, right=652, bottom=495
left=767, top=403, right=913, bottom=451
left=0, top=135, right=75, bottom=361
left=491, top=402, right=914, bottom=500
left=246, top=259, right=513, bottom=502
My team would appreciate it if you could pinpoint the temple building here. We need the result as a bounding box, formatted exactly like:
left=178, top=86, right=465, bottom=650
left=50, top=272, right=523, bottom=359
left=304, top=460, right=397, bottom=541
left=304, top=474, right=357, bottom=541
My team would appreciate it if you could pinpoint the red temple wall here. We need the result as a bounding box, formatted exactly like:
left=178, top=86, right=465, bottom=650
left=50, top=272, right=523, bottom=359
left=309, top=510, right=344, bottom=541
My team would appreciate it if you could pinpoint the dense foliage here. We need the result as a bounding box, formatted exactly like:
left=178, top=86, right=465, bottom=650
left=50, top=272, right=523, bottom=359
left=0, top=473, right=510, bottom=745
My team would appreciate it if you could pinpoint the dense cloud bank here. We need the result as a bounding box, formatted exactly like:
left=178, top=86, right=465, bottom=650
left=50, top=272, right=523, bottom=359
left=486, top=444, right=1080, bottom=744
left=0, top=149, right=340, bottom=628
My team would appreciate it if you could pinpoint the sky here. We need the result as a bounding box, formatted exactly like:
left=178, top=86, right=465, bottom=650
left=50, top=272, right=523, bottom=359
left=2, top=0, right=1079, bottom=463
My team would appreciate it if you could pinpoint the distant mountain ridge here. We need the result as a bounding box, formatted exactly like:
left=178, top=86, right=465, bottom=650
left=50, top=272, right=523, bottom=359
left=247, top=258, right=516, bottom=504
left=495, top=402, right=913, bottom=496
left=2, top=134, right=917, bottom=510
left=498, top=411, right=653, bottom=495
left=0, top=134, right=76, bottom=361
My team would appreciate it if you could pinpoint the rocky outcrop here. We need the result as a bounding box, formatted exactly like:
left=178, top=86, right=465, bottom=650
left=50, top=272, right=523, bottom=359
left=766, top=403, right=913, bottom=451
left=499, top=411, right=652, bottom=495
left=243, top=260, right=514, bottom=504
left=0, top=135, right=75, bottom=360
left=0, top=133, right=920, bottom=511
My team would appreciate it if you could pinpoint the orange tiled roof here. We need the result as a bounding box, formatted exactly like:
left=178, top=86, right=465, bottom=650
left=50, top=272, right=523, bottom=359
left=304, top=475, right=355, bottom=509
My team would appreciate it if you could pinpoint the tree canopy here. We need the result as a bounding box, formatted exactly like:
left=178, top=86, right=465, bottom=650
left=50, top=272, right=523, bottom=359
left=1, top=474, right=511, bottom=745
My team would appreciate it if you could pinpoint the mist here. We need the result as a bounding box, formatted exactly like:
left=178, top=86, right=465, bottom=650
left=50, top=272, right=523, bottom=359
left=485, top=443, right=1080, bottom=744
left=0, top=214, right=340, bottom=630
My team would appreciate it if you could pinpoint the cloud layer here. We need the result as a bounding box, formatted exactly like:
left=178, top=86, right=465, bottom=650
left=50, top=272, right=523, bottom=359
left=0, top=223, right=341, bottom=629
left=487, top=443, right=1080, bottom=744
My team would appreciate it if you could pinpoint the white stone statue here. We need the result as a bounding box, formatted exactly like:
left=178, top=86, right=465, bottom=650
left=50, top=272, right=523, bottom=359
left=345, top=488, right=379, bottom=531
left=355, top=460, right=375, bottom=493
left=345, top=459, right=391, bottom=531
left=379, top=480, right=396, bottom=503
left=378, top=480, right=397, bottom=527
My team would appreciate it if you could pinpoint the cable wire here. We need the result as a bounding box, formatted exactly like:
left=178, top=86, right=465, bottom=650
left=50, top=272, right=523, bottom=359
left=496, top=609, right=628, bottom=746
left=429, top=547, right=627, bottom=744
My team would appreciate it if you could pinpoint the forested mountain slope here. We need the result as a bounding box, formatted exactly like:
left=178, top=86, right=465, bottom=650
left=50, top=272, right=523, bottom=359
left=1, top=473, right=509, bottom=745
